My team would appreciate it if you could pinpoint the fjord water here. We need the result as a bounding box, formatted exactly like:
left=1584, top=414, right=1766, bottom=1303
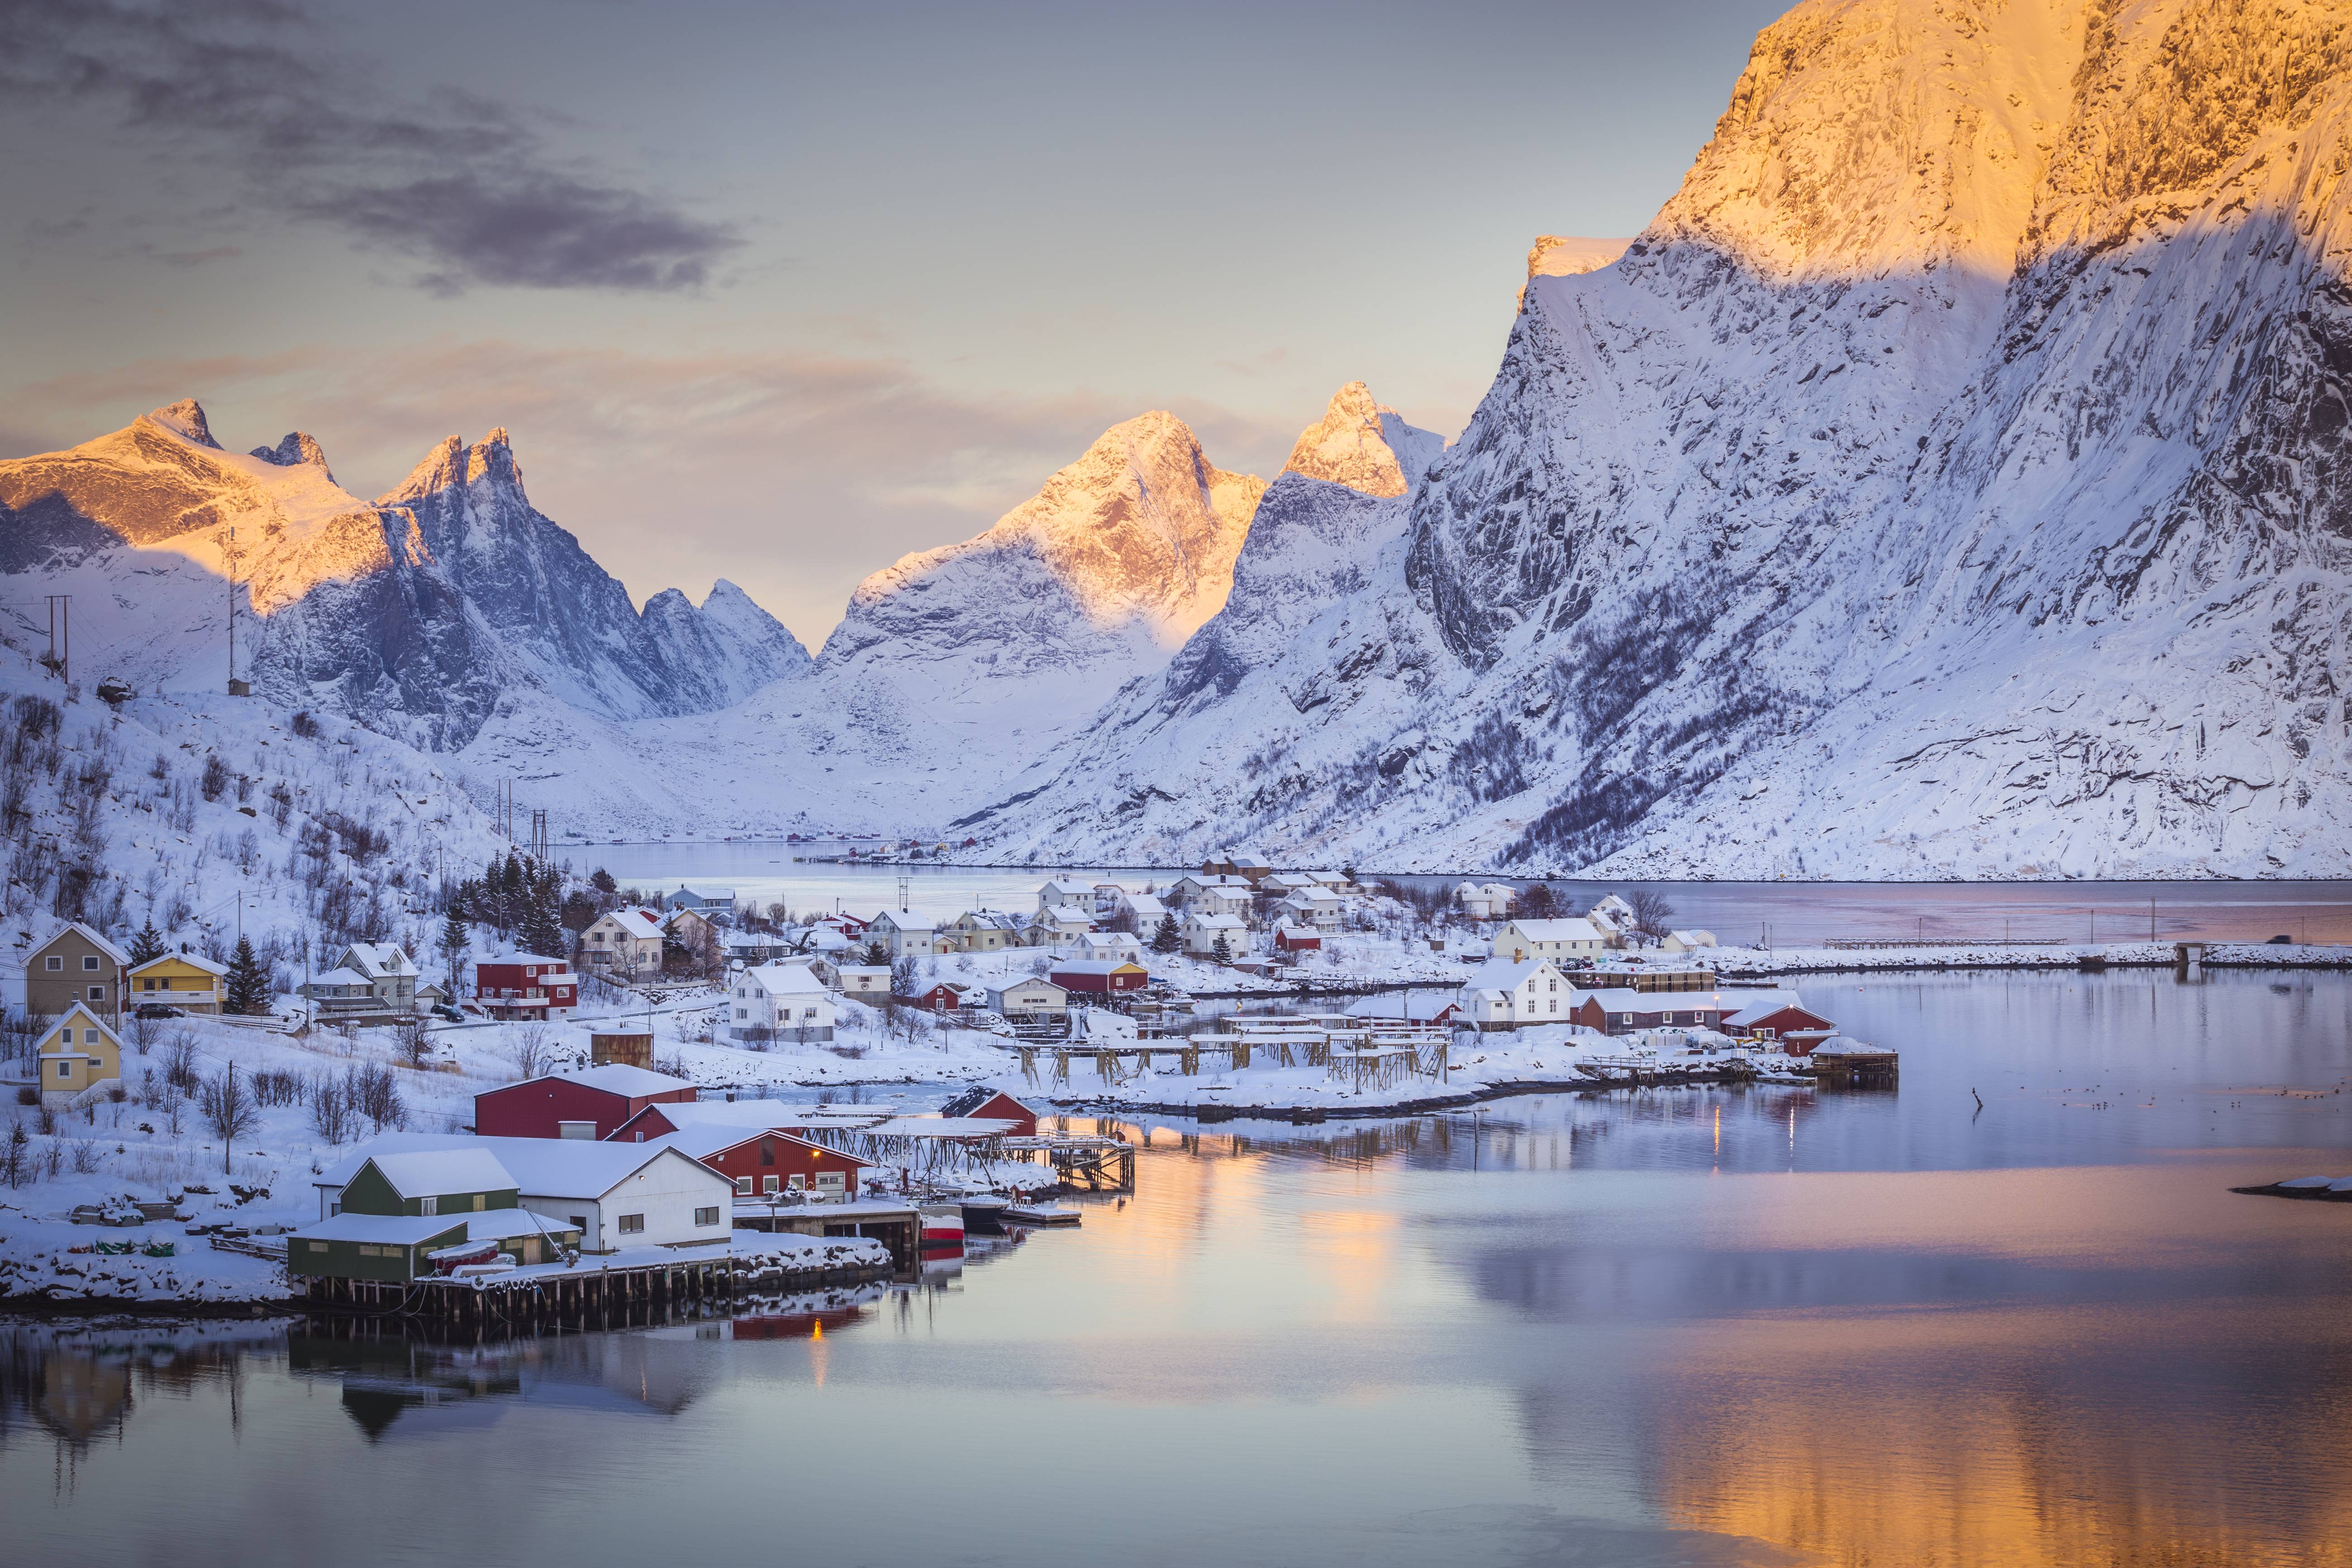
left=8, top=968, right=2352, bottom=1567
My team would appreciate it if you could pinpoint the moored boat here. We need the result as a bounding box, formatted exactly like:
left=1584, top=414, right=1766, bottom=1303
left=999, top=1202, right=1081, bottom=1227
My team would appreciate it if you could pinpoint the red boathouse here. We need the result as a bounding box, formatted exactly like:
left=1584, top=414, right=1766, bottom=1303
left=473, top=1063, right=697, bottom=1140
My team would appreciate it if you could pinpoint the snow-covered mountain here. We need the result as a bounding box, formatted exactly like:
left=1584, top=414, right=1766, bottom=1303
left=0, top=404, right=811, bottom=754
left=964, top=0, right=2352, bottom=877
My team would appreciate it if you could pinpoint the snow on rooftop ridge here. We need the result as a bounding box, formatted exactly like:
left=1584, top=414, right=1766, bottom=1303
left=145, top=399, right=220, bottom=448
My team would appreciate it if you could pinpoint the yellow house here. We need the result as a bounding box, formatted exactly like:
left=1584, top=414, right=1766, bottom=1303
left=128, top=951, right=228, bottom=1015
left=37, top=1004, right=122, bottom=1104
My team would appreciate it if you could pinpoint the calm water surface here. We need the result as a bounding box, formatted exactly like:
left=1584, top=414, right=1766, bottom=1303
left=586, top=840, right=2352, bottom=945
left=9, top=971, right=2352, bottom=1567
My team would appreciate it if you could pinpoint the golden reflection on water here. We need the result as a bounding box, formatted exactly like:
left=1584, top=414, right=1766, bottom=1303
left=1635, top=1161, right=2352, bottom=1567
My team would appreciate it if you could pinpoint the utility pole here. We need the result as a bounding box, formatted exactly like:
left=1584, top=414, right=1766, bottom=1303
left=43, top=595, right=68, bottom=681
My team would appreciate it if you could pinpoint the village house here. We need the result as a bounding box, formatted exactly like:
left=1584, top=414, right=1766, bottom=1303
left=1074, top=929, right=1145, bottom=963
left=581, top=909, right=666, bottom=979
left=340, top=943, right=421, bottom=1010
left=1272, top=924, right=1322, bottom=954
left=606, top=1098, right=887, bottom=1144
left=663, top=906, right=726, bottom=967
left=294, top=1145, right=583, bottom=1282
left=473, top=955, right=577, bottom=1020
left=1661, top=929, right=1719, bottom=953
left=24, top=923, right=129, bottom=1025
left=1022, top=905, right=1095, bottom=948
left=986, top=977, right=1069, bottom=1019
left=311, top=1135, right=732, bottom=1256
left=1050, top=958, right=1149, bottom=996
left=940, top=909, right=1024, bottom=953
left=1168, top=876, right=1254, bottom=918
left=1200, top=852, right=1275, bottom=883
left=1182, top=910, right=1248, bottom=957
left=1455, top=958, right=1577, bottom=1027
left=834, top=965, right=892, bottom=1006
left=1035, top=879, right=1094, bottom=910
left=1277, top=886, right=1349, bottom=931
left=666, top=884, right=737, bottom=913
left=1565, top=988, right=1733, bottom=1036
left=1090, top=882, right=1131, bottom=916
left=722, top=928, right=797, bottom=967
left=654, top=1125, right=872, bottom=1201
left=127, top=950, right=226, bottom=1014
left=1453, top=882, right=1518, bottom=920
left=1303, top=870, right=1359, bottom=894
left=1117, top=890, right=1169, bottom=929
left=1496, top=917, right=1610, bottom=963
left=35, top=1003, right=122, bottom=1105
left=867, top=909, right=944, bottom=958
left=908, top=979, right=981, bottom=1013
left=474, top=1063, right=697, bottom=1140
left=1722, top=994, right=1838, bottom=1048
left=301, top=966, right=382, bottom=1019
left=937, top=1086, right=1041, bottom=1137
left=729, top=962, right=839, bottom=1042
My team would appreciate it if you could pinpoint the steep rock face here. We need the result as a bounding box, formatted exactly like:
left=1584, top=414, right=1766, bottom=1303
left=0, top=405, right=812, bottom=753
left=974, top=0, right=2352, bottom=877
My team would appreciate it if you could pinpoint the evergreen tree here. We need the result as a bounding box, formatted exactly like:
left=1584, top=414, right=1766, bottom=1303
left=128, top=918, right=166, bottom=965
left=517, top=871, right=566, bottom=958
left=438, top=908, right=469, bottom=988
left=223, top=936, right=271, bottom=1015
left=1150, top=913, right=1181, bottom=955
left=861, top=939, right=892, bottom=967
left=1211, top=930, right=1233, bottom=965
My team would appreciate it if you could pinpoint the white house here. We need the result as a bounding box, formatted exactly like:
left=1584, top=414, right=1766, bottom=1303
left=1090, top=882, right=1131, bottom=915
left=1119, top=891, right=1170, bottom=929
left=1169, top=876, right=1254, bottom=919
left=313, top=1135, right=735, bottom=1254
left=1278, top=887, right=1349, bottom=931
left=1076, top=930, right=1144, bottom=963
left=731, top=962, right=839, bottom=1042
left=1661, top=929, right=1719, bottom=953
left=986, top=977, right=1069, bottom=1017
left=868, top=909, right=944, bottom=958
left=1022, top=905, right=1095, bottom=948
left=940, top=909, right=1025, bottom=953
left=667, top=884, right=737, bottom=913
left=1183, top=911, right=1248, bottom=957
left=1455, top=958, right=1576, bottom=1026
left=1454, top=882, right=1518, bottom=920
left=834, top=965, right=892, bottom=1006
left=1035, top=879, right=1093, bottom=911
left=582, top=909, right=666, bottom=979
left=1495, top=918, right=1609, bottom=963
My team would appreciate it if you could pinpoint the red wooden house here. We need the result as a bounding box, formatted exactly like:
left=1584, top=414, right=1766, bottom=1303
left=937, top=1086, right=1040, bottom=1138
left=1722, top=998, right=1836, bottom=1044
left=473, top=955, right=578, bottom=1020
left=666, top=1126, right=872, bottom=1200
left=910, top=981, right=978, bottom=1013
left=474, top=1063, right=696, bottom=1140
left=1273, top=925, right=1322, bottom=953
left=1049, top=958, right=1147, bottom=995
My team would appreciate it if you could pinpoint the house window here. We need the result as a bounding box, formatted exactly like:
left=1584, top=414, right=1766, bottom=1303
left=617, top=1214, right=644, bottom=1234
left=45, top=955, right=61, bottom=971
left=1619, top=1014, right=1634, bottom=1025
left=57, top=1061, right=71, bottom=1078
left=735, top=1009, right=747, bottom=1020
left=762, top=1176, right=780, bottom=1194
left=736, top=1177, right=752, bottom=1195
left=420, top=1196, right=438, bottom=1215
left=307, top=1241, right=327, bottom=1253
left=142, top=979, right=156, bottom=991
left=83, top=955, right=100, bottom=971
left=695, top=1206, right=720, bottom=1227
left=88, top=987, right=104, bottom=1002
left=59, top=1028, right=72, bottom=1044
left=357, top=1244, right=380, bottom=1258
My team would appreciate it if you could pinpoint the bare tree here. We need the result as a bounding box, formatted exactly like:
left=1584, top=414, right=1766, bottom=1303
left=309, top=1071, right=353, bottom=1144
left=392, top=1015, right=434, bottom=1069
left=509, top=1025, right=552, bottom=1081
left=1626, top=889, right=1677, bottom=942
left=199, top=1061, right=258, bottom=1174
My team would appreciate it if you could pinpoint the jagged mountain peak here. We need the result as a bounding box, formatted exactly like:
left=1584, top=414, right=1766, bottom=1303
left=249, top=431, right=335, bottom=483
left=145, top=399, right=220, bottom=449
left=1280, top=381, right=1444, bottom=498
left=377, top=427, right=525, bottom=509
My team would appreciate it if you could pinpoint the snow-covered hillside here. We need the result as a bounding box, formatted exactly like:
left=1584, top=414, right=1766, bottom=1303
left=966, top=0, right=2352, bottom=877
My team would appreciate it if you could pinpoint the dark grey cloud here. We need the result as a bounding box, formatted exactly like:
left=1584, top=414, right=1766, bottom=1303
left=0, top=0, right=741, bottom=294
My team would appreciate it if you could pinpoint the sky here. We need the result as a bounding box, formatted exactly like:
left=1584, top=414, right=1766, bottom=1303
left=0, top=0, right=1792, bottom=644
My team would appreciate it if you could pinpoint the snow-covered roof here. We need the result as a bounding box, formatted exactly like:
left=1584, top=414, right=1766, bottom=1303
left=1505, top=918, right=1606, bottom=942
left=130, top=950, right=229, bottom=977
left=871, top=909, right=945, bottom=931
left=939, top=1086, right=1036, bottom=1119
left=307, top=967, right=373, bottom=987
left=1176, top=874, right=1251, bottom=889
left=953, top=909, right=1026, bottom=929
left=1666, top=929, right=1717, bottom=947
left=1721, top=993, right=1817, bottom=1027
left=1036, top=879, right=1092, bottom=896
left=1592, top=894, right=1636, bottom=917
left=359, top=1146, right=518, bottom=1199
left=478, top=1138, right=724, bottom=1201
left=489, top=953, right=569, bottom=967
left=675, top=884, right=736, bottom=900
left=514, top=1063, right=694, bottom=1097
left=343, top=942, right=416, bottom=977
left=1122, top=894, right=1168, bottom=918
left=858, top=1115, right=1018, bottom=1139
left=1809, top=1036, right=1888, bottom=1056
left=1050, top=958, right=1147, bottom=975
left=988, top=978, right=1067, bottom=996
left=1033, top=904, right=1093, bottom=924
left=1184, top=911, right=1245, bottom=929
left=601, top=910, right=666, bottom=940
left=36, top=922, right=131, bottom=967
left=292, top=1212, right=470, bottom=1245
left=743, top=962, right=831, bottom=996
left=630, top=1099, right=859, bottom=1133
left=1459, top=958, right=1560, bottom=992
left=649, top=1125, right=868, bottom=1164
left=1343, top=993, right=1455, bottom=1021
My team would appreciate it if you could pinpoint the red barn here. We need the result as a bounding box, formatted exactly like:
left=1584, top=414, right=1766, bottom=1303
left=937, top=1086, right=1040, bottom=1138
left=1049, top=958, right=1147, bottom=994
left=473, top=955, right=577, bottom=1020
left=474, top=1063, right=696, bottom=1140
left=910, top=981, right=976, bottom=1013
left=663, top=1125, right=872, bottom=1200
left=1273, top=925, right=1322, bottom=953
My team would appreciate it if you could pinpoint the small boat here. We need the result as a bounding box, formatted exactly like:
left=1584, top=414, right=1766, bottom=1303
left=999, top=1202, right=1082, bottom=1227
left=960, top=1194, right=1012, bottom=1233
left=919, top=1202, right=967, bottom=1247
